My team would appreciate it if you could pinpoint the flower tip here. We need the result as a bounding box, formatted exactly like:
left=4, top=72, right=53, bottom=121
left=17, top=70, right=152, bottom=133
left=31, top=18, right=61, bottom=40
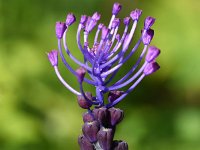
left=143, top=62, right=160, bottom=76
left=66, top=13, right=76, bottom=26
left=92, top=12, right=101, bottom=21
left=80, top=15, right=88, bottom=24
left=98, top=23, right=104, bottom=29
left=145, top=46, right=161, bottom=62
left=77, top=93, right=92, bottom=109
left=123, top=17, right=131, bottom=25
left=144, top=16, right=156, bottom=29
left=112, top=18, right=120, bottom=28
left=112, top=2, right=122, bottom=15
left=55, top=22, right=66, bottom=39
left=47, top=50, right=58, bottom=67
left=101, top=26, right=110, bottom=40
left=130, top=9, right=142, bottom=21
left=142, top=29, right=154, bottom=45
left=76, top=67, right=86, bottom=83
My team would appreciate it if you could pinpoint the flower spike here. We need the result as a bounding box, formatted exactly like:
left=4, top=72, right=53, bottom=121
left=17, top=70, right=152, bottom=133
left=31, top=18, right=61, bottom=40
left=48, top=3, right=161, bottom=149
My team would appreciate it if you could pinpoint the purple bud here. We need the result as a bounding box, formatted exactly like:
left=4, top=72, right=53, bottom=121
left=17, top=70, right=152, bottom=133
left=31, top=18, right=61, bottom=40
left=143, top=62, right=160, bottom=76
left=130, top=9, right=142, bottom=21
left=80, top=15, right=88, bottom=24
left=123, top=17, right=131, bottom=25
left=98, top=23, right=104, bottom=30
left=76, top=67, right=86, bottom=83
left=66, top=13, right=76, bottom=26
left=145, top=46, right=160, bottom=62
left=93, top=108, right=108, bottom=126
left=85, top=17, right=97, bottom=33
left=108, top=107, right=124, bottom=126
left=144, top=16, right=156, bottom=30
left=101, top=26, right=110, bottom=40
left=142, top=29, right=154, bottom=45
left=83, top=112, right=95, bottom=123
left=113, top=140, right=128, bottom=150
left=116, top=34, right=120, bottom=41
left=82, top=121, right=100, bottom=143
left=112, top=18, right=120, bottom=28
left=97, top=128, right=114, bottom=150
left=77, top=93, right=92, bottom=109
left=108, top=91, right=124, bottom=103
left=92, top=12, right=101, bottom=21
left=47, top=50, right=58, bottom=66
left=112, top=3, right=122, bottom=15
left=55, top=22, right=66, bottom=39
left=78, top=135, right=95, bottom=150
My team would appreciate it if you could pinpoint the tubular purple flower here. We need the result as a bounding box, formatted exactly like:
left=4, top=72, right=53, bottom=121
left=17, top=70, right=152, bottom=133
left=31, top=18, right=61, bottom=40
left=92, top=12, right=101, bottom=21
left=80, top=15, right=88, bottom=24
left=78, top=135, right=95, bottom=150
left=76, top=67, right=86, bottom=83
left=144, top=16, right=156, bottom=30
left=112, top=18, right=120, bottom=28
left=130, top=9, right=142, bottom=21
left=82, top=121, right=100, bottom=143
left=143, top=61, right=160, bottom=75
left=66, top=13, right=76, bottom=26
left=101, top=26, right=110, bottom=40
left=112, top=3, right=122, bottom=15
left=142, top=29, right=154, bottom=45
left=47, top=50, right=58, bottom=66
left=145, top=46, right=161, bottom=62
left=123, top=17, right=131, bottom=25
left=55, top=22, right=66, bottom=39
left=98, top=23, right=104, bottom=29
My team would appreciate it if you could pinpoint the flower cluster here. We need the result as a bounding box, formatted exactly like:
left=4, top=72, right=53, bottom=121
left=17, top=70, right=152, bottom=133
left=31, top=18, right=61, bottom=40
left=47, top=2, right=160, bottom=149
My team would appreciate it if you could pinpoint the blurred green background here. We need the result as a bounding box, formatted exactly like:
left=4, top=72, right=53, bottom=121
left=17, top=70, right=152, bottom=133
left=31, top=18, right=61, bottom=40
left=0, top=0, right=200, bottom=149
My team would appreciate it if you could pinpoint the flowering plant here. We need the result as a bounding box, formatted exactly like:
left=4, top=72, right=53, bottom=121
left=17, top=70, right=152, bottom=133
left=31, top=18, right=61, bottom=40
left=48, top=2, right=160, bottom=150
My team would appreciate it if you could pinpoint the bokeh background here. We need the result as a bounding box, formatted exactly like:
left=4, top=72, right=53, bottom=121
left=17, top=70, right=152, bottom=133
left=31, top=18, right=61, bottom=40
left=0, top=0, right=200, bottom=149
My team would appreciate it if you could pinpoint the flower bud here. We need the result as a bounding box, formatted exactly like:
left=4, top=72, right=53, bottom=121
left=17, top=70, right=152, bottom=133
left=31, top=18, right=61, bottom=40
left=80, top=15, right=88, bottom=24
left=142, top=29, right=154, bottom=45
left=143, top=62, right=160, bottom=76
left=145, top=46, right=160, bottom=62
left=92, top=12, right=101, bottom=21
left=101, top=26, right=110, bottom=40
left=130, top=9, right=142, bottom=21
left=112, top=3, right=122, bottom=15
left=98, top=23, right=104, bottom=29
left=77, top=93, right=92, bottom=109
left=83, top=112, right=95, bottom=123
left=113, top=140, right=128, bottom=150
left=108, top=91, right=124, bottom=103
left=78, top=135, right=95, bottom=150
left=93, top=108, right=108, bottom=126
left=82, top=121, right=100, bottom=143
left=76, top=67, right=86, bottom=83
left=66, top=13, right=76, bottom=26
left=47, top=50, right=58, bottom=66
left=108, top=107, right=124, bottom=126
left=55, top=22, right=66, bottom=39
left=144, top=16, right=156, bottom=30
left=97, top=128, right=114, bottom=150
left=112, top=18, right=120, bottom=28
left=123, top=17, right=131, bottom=25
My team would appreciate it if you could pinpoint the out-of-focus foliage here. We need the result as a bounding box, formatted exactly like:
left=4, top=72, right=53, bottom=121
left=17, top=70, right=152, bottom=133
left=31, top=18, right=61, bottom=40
left=0, top=0, right=200, bottom=149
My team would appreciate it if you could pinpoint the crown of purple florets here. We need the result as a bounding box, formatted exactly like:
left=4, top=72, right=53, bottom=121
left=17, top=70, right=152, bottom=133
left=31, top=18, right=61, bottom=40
left=48, top=2, right=161, bottom=109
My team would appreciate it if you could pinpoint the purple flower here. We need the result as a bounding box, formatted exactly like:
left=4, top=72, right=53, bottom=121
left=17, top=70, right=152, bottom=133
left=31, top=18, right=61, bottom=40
left=55, top=22, right=66, bottom=39
left=49, top=2, right=160, bottom=113
left=66, top=13, right=76, bottom=26
left=47, top=50, right=58, bottom=66
left=112, top=3, right=122, bottom=15
left=48, top=3, right=161, bottom=149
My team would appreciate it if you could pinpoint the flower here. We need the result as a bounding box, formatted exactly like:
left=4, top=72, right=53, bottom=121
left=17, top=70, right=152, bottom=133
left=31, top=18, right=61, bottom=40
left=48, top=2, right=160, bottom=109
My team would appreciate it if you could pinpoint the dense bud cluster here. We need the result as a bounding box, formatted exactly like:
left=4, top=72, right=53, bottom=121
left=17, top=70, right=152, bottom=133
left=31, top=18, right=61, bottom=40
left=79, top=107, right=127, bottom=150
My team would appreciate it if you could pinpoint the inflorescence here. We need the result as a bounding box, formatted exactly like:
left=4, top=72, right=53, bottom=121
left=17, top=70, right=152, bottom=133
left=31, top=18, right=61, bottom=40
left=47, top=2, right=160, bottom=149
